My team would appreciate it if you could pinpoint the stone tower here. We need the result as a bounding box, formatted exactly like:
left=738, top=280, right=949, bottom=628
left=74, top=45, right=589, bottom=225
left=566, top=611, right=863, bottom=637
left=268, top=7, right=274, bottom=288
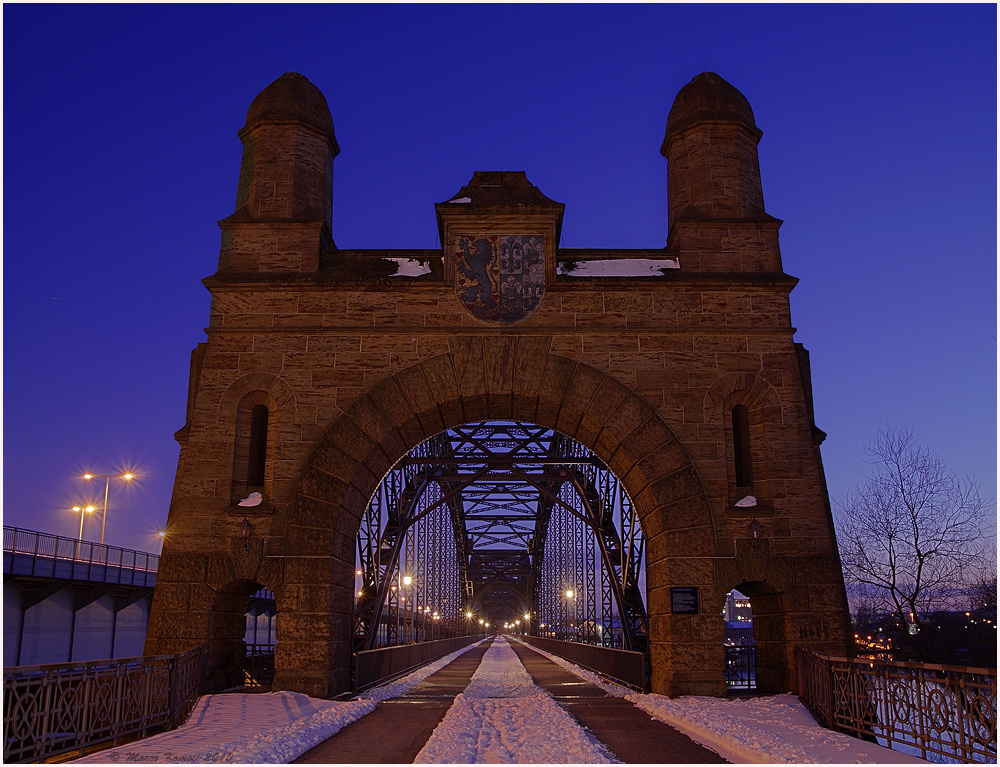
left=222, top=72, right=339, bottom=273
left=146, top=71, right=852, bottom=698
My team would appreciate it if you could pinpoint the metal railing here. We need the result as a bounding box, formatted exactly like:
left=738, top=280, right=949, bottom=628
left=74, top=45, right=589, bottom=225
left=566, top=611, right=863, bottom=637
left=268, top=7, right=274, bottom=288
left=797, top=648, right=996, bottom=763
left=3, top=645, right=205, bottom=763
left=3, top=526, right=158, bottom=587
left=355, top=634, right=487, bottom=692
left=520, top=635, right=646, bottom=691
left=724, top=645, right=756, bottom=691
left=245, top=644, right=275, bottom=687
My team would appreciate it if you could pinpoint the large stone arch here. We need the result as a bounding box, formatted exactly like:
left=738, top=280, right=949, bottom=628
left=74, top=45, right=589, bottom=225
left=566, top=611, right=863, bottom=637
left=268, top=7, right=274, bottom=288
left=147, top=71, right=854, bottom=703
left=270, top=338, right=718, bottom=697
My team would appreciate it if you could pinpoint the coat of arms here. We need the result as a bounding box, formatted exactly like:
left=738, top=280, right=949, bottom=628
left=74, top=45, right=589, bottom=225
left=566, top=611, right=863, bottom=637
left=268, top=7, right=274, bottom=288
left=455, top=235, right=545, bottom=324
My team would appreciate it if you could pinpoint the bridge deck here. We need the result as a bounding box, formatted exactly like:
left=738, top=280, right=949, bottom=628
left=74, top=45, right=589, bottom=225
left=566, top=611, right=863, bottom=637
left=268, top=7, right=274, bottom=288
left=295, top=637, right=727, bottom=764
left=508, top=642, right=727, bottom=764
left=295, top=640, right=494, bottom=763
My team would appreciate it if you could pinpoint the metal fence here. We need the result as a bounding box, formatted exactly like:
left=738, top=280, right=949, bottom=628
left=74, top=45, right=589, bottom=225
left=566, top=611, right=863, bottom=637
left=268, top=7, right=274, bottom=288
left=245, top=644, right=275, bottom=687
left=3, top=645, right=205, bottom=763
left=797, top=648, right=997, bottom=763
left=355, top=634, right=487, bottom=692
left=724, top=645, right=756, bottom=691
left=3, top=526, right=158, bottom=587
left=520, top=635, right=647, bottom=691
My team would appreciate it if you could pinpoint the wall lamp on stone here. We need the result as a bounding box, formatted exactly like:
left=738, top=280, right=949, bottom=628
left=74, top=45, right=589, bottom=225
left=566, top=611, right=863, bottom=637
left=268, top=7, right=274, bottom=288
left=748, top=517, right=764, bottom=557
left=239, top=515, right=254, bottom=553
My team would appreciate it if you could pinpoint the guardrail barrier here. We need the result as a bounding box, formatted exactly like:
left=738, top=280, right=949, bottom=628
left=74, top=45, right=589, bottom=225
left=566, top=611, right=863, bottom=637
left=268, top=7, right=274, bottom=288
left=797, top=647, right=996, bottom=764
left=3, top=645, right=205, bottom=763
left=355, top=634, right=487, bottom=692
left=520, top=635, right=646, bottom=690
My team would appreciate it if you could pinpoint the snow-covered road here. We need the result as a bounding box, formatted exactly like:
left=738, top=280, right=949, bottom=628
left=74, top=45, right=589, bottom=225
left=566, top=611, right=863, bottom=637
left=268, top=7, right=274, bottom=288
left=75, top=636, right=928, bottom=764
left=415, top=636, right=618, bottom=764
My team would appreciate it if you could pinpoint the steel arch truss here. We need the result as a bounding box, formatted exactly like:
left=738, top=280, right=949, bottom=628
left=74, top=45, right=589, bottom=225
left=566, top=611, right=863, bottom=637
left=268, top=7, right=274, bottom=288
left=354, top=422, right=648, bottom=655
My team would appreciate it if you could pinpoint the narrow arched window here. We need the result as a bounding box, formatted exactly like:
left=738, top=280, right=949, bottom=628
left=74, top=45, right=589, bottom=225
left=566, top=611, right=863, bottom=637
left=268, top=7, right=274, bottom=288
left=732, top=404, right=753, bottom=488
left=232, top=393, right=273, bottom=503
left=247, top=405, right=269, bottom=488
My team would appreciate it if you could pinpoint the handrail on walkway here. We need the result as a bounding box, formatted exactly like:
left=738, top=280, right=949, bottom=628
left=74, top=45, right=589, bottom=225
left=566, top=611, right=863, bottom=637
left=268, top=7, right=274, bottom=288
left=354, top=634, right=488, bottom=692
left=796, top=647, right=996, bottom=764
left=3, top=525, right=159, bottom=575
left=3, top=645, right=206, bottom=763
left=519, top=635, right=647, bottom=691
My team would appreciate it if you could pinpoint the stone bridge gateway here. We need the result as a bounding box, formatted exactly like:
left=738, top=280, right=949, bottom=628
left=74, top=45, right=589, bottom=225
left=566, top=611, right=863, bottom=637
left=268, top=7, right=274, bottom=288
left=145, top=71, right=852, bottom=698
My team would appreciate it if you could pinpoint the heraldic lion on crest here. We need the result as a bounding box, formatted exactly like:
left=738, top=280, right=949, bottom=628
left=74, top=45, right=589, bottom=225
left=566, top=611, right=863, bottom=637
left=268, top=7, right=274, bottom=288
left=455, top=235, right=544, bottom=324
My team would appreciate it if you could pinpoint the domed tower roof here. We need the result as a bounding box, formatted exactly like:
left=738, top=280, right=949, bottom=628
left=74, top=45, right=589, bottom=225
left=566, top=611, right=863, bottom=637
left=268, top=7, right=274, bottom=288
left=661, top=72, right=758, bottom=154
left=243, top=72, right=337, bottom=147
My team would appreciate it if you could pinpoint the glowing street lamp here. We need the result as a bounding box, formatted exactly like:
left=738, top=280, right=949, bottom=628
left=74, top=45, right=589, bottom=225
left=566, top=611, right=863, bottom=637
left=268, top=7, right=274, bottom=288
left=82, top=472, right=136, bottom=546
left=72, top=505, right=97, bottom=542
left=71, top=505, right=96, bottom=560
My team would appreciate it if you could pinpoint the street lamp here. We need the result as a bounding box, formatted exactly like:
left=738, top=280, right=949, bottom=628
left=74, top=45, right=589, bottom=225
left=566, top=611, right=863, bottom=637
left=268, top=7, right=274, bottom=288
left=72, top=506, right=97, bottom=555
left=82, top=472, right=136, bottom=546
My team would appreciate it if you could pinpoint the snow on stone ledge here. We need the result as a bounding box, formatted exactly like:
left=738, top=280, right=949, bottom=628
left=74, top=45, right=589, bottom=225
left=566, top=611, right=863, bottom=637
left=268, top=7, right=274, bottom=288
left=557, top=258, right=680, bottom=277
left=386, top=257, right=432, bottom=277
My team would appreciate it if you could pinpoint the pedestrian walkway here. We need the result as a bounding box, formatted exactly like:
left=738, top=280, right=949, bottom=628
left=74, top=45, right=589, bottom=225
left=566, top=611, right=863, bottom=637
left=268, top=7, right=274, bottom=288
left=508, top=641, right=727, bottom=763
left=73, top=636, right=925, bottom=764
left=298, top=636, right=727, bottom=764
left=294, top=638, right=494, bottom=763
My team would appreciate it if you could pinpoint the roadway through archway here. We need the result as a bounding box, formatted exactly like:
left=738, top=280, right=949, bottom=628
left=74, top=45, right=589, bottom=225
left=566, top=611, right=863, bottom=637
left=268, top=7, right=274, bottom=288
left=353, top=421, right=648, bottom=671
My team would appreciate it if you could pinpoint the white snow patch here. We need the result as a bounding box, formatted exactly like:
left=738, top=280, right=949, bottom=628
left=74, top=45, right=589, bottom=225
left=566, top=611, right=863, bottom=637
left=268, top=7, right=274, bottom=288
left=416, top=636, right=619, bottom=764
left=736, top=495, right=758, bottom=508
left=516, top=639, right=925, bottom=765
left=386, top=257, right=432, bottom=277
left=76, top=640, right=487, bottom=764
left=629, top=693, right=925, bottom=764
left=557, top=258, right=680, bottom=277
left=449, top=196, right=472, bottom=203
left=74, top=692, right=375, bottom=764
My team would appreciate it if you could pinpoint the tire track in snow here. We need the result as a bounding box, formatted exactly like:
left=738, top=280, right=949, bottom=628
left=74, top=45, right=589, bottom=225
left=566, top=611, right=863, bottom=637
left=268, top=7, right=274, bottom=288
left=415, top=636, right=619, bottom=764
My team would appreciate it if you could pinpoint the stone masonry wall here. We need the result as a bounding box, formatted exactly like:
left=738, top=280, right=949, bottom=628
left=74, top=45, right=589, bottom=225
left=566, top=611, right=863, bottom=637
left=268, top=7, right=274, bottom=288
left=148, top=268, right=852, bottom=697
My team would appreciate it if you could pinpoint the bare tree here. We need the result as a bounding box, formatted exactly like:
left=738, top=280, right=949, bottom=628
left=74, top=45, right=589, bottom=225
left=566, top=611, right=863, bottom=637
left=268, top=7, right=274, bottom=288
left=836, top=425, right=993, bottom=661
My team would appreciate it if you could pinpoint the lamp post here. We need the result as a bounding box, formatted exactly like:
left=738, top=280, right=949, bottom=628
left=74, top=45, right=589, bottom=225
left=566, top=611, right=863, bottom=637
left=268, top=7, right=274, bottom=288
left=83, top=472, right=135, bottom=546
left=72, top=505, right=96, bottom=558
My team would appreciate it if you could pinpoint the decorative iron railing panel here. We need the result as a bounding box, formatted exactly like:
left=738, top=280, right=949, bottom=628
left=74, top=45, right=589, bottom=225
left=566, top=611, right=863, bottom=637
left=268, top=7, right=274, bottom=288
left=3, top=526, right=158, bottom=587
left=797, top=648, right=996, bottom=763
left=3, top=646, right=205, bottom=763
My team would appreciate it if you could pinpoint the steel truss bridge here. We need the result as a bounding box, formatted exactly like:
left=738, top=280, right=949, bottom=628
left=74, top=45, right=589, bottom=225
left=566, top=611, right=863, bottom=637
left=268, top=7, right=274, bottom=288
left=353, top=421, right=648, bottom=660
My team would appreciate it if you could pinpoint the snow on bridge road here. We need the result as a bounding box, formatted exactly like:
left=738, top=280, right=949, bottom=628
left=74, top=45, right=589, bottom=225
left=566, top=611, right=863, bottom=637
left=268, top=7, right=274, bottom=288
left=415, top=636, right=618, bottom=763
left=74, top=635, right=928, bottom=764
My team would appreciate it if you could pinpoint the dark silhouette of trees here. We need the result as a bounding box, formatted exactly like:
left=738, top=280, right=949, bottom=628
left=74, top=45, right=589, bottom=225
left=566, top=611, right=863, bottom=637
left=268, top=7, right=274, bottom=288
left=836, top=426, right=993, bottom=663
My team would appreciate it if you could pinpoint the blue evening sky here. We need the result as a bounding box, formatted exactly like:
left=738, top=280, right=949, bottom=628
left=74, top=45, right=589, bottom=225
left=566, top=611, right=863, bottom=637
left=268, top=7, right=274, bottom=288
left=3, top=4, right=996, bottom=554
